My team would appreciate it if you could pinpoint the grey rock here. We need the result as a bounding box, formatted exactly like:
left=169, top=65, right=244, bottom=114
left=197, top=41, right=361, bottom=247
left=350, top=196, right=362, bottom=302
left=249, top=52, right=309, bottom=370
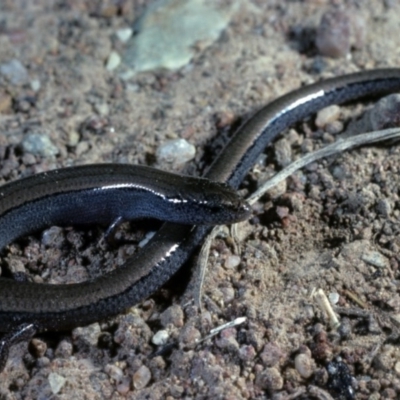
left=0, top=59, right=29, bottom=85
left=123, top=0, right=237, bottom=73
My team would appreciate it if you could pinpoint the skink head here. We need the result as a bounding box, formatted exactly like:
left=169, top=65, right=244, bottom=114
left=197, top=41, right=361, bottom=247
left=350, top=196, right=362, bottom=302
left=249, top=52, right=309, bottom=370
left=167, top=177, right=251, bottom=225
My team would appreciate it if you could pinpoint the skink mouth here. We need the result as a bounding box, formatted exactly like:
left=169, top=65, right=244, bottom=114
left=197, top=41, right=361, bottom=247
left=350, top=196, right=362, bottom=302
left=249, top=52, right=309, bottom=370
left=236, top=200, right=252, bottom=222
left=208, top=185, right=251, bottom=224
left=209, top=197, right=251, bottom=225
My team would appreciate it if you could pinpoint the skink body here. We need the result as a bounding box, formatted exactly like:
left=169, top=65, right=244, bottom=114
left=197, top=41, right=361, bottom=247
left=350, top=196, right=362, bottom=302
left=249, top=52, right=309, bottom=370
left=0, top=164, right=250, bottom=332
left=1, top=68, right=400, bottom=370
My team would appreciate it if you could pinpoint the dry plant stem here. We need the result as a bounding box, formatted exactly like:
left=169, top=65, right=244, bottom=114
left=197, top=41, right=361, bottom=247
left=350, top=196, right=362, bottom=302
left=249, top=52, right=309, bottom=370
left=195, top=317, right=247, bottom=345
left=248, top=127, right=400, bottom=204
left=343, top=289, right=368, bottom=309
left=312, top=288, right=341, bottom=329
left=193, top=226, right=223, bottom=309
left=195, top=127, right=400, bottom=309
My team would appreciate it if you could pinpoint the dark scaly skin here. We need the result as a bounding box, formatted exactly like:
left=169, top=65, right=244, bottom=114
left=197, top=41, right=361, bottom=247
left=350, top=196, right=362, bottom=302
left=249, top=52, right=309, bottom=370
left=1, top=69, right=400, bottom=371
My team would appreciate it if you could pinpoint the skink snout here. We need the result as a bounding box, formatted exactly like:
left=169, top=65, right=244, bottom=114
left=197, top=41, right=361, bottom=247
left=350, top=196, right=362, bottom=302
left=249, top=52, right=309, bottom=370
left=203, top=182, right=251, bottom=225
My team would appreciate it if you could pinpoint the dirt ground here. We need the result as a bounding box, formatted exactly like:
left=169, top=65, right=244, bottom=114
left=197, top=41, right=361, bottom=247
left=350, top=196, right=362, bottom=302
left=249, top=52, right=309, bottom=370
left=1, top=0, right=400, bottom=399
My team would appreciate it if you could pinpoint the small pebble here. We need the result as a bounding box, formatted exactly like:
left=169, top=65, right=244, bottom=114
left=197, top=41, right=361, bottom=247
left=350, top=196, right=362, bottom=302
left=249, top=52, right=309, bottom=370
left=224, top=255, right=241, bottom=269
left=315, top=105, right=341, bottom=128
left=255, top=367, right=284, bottom=391
left=301, top=138, right=314, bottom=153
left=376, top=198, right=391, bottom=217
left=322, top=132, right=335, bottom=144
left=220, top=286, right=235, bottom=303
left=67, top=130, right=80, bottom=147
left=156, top=138, right=195, bottom=165
left=216, top=328, right=239, bottom=352
left=395, top=361, right=400, bottom=377
left=160, top=305, right=184, bottom=328
left=328, top=292, right=340, bottom=305
left=30, top=338, right=47, bottom=358
left=169, top=385, right=185, bottom=397
left=116, top=27, right=133, bottom=43
left=75, top=141, right=90, bottom=156
left=368, top=315, right=382, bottom=335
left=36, top=356, right=51, bottom=368
left=312, top=337, right=333, bottom=361
left=21, top=153, right=36, bottom=166
left=113, top=315, right=152, bottom=346
left=21, top=132, right=59, bottom=157
left=276, top=206, right=289, bottom=219
left=117, top=377, right=131, bottom=395
left=325, top=120, right=344, bottom=134
left=54, top=340, right=73, bottom=358
left=105, top=364, right=124, bottom=383
left=0, top=92, right=12, bottom=112
left=239, top=345, right=256, bottom=362
left=373, top=349, right=394, bottom=372
left=265, top=179, right=287, bottom=199
left=15, top=99, right=31, bottom=113
left=106, top=51, right=121, bottom=71
left=215, top=110, right=235, bottom=128
left=42, top=226, right=64, bottom=247
left=295, top=353, right=314, bottom=379
left=382, top=388, right=396, bottom=399
left=369, top=94, right=400, bottom=130
left=7, top=258, right=25, bottom=275
left=338, top=317, right=352, bottom=339
left=201, top=311, right=212, bottom=327
left=152, top=329, right=169, bottom=345
left=0, top=59, right=29, bottom=85
left=30, top=79, right=41, bottom=92
left=361, top=251, right=388, bottom=268
left=14, top=154, right=38, bottom=175
left=48, top=372, right=66, bottom=395
left=94, top=102, right=109, bottom=116
left=316, top=10, right=351, bottom=58
left=260, top=342, right=284, bottom=367
left=274, top=138, right=292, bottom=167
left=287, top=129, right=301, bottom=145
left=72, top=323, right=101, bottom=347
left=133, top=365, right=151, bottom=389
left=179, top=326, right=201, bottom=345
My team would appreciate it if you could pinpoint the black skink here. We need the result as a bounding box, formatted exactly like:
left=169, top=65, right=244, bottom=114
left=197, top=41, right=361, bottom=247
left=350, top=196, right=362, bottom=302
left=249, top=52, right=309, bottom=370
left=1, top=68, right=400, bottom=370
left=0, top=163, right=250, bottom=253
left=0, top=164, right=250, bottom=330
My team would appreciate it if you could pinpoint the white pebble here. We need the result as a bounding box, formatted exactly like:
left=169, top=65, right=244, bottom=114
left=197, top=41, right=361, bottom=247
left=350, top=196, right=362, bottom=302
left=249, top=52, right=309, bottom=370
left=30, top=78, right=41, bottom=92
left=152, top=329, right=169, bottom=345
left=156, top=138, right=195, bottom=165
left=294, top=353, right=314, bottom=378
left=22, top=132, right=59, bottom=157
left=315, top=105, right=341, bottom=128
left=0, top=59, right=29, bottom=85
left=328, top=292, right=340, bottom=305
left=116, top=27, right=133, bottom=43
left=224, top=255, right=241, bottom=269
left=395, top=361, right=400, bottom=377
left=48, top=372, right=66, bottom=395
left=106, top=51, right=121, bottom=71
left=133, top=365, right=151, bottom=389
left=105, top=364, right=124, bottom=383
left=361, top=251, right=388, bottom=268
